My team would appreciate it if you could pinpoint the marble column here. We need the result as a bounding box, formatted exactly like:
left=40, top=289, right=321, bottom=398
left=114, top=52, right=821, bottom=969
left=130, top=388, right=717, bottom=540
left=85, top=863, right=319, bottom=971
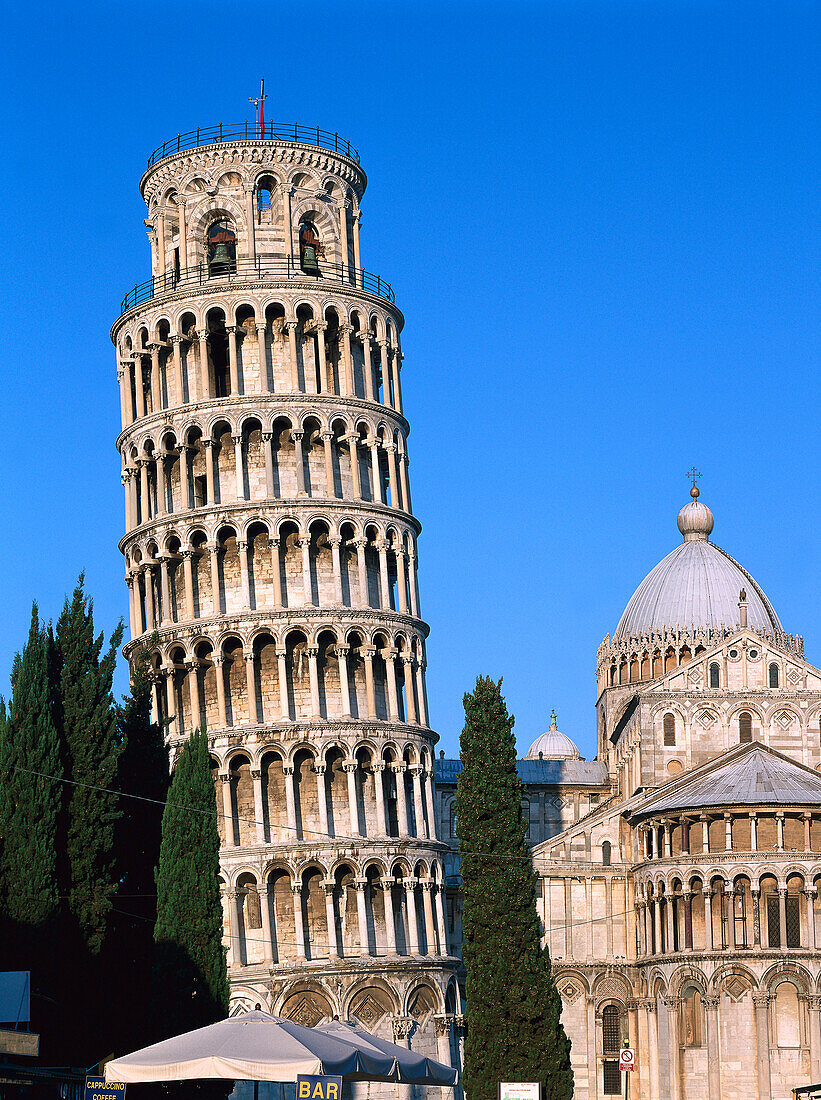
left=704, top=995, right=721, bottom=1100
left=381, top=881, right=397, bottom=953
left=244, top=651, right=259, bottom=724
left=292, top=884, right=306, bottom=957
left=345, top=762, right=361, bottom=835
left=259, top=881, right=274, bottom=963
left=808, top=995, right=821, bottom=1082
left=324, top=882, right=339, bottom=956
left=355, top=879, right=369, bottom=955
left=314, top=763, right=329, bottom=840
left=752, top=992, right=772, bottom=1100
left=219, top=772, right=235, bottom=846
left=214, top=655, right=228, bottom=728
left=250, top=768, right=265, bottom=844
left=283, top=765, right=298, bottom=836
left=186, top=660, right=201, bottom=728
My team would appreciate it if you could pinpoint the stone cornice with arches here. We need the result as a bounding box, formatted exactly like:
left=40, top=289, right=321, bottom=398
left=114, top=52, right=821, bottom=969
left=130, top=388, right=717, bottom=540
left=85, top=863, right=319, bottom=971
left=116, top=395, right=410, bottom=459
left=141, top=141, right=367, bottom=206
left=112, top=276, right=404, bottom=343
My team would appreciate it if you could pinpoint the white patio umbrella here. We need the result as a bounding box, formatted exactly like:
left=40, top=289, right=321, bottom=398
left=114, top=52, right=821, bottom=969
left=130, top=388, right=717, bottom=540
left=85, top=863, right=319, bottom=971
left=316, top=1020, right=457, bottom=1086
left=104, top=1012, right=397, bottom=1084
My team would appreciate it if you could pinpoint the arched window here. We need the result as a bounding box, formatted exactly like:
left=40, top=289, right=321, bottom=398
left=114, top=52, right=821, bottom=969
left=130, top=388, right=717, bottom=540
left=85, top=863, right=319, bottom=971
left=769, top=663, right=780, bottom=688
left=739, top=712, right=752, bottom=743
left=207, top=221, right=236, bottom=275
left=680, top=987, right=703, bottom=1047
left=709, top=662, right=720, bottom=688
left=775, top=982, right=801, bottom=1048
left=602, top=1005, right=622, bottom=1053
left=449, top=802, right=457, bottom=839
left=602, top=1005, right=623, bottom=1095
left=663, top=713, right=676, bottom=746
left=602, top=841, right=612, bottom=867
left=299, top=220, right=323, bottom=275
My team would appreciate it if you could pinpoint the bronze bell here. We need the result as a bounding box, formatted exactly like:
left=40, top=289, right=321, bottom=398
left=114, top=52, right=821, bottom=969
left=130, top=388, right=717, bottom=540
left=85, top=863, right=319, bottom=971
left=301, top=244, right=320, bottom=276
left=210, top=241, right=233, bottom=273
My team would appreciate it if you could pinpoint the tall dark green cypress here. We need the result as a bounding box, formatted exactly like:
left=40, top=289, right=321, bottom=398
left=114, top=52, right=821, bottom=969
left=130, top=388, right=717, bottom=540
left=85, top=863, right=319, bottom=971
left=456, top=677, right=573, bottom=1100
left=109, top=642, right=169, bottom=1050
left=0, top=606, right=62, bottom=979
left=152, top=729, right=229, bottom=1038
left=53, top=576, right=124, bottom=955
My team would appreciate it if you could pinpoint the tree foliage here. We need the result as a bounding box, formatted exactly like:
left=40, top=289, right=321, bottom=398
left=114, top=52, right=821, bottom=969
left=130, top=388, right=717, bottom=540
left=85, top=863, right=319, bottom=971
left=456, top=676, right=573, bottom=1100
left=52, top=576, right=124, bottom=955
left=153, top=729, right=229, bottom=1037
left=109, top=639, right=169, bottom=1049
left=0, top=606, right=62, bottom=941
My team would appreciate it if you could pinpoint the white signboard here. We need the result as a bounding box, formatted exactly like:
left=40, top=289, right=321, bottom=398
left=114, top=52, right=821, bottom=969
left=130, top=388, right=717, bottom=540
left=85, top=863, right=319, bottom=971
left=619, top=1048, right=635, bottom=1072
left=499, top=1084, right=540, bottom=1100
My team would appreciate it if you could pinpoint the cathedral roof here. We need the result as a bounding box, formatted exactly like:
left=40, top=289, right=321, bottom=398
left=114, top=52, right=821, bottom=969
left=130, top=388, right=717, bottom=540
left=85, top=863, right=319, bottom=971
left=524, top=711, right=581, bottom=761
left=615, top=489, right=782, bottom=638
left=631, top=742, right=821, bottom=819
left=435, top=756, right=608, bottom=787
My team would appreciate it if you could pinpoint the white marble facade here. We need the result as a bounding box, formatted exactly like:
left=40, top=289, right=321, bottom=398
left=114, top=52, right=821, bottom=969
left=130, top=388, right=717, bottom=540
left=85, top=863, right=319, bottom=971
left=436, top=491, right=821, bottom=1100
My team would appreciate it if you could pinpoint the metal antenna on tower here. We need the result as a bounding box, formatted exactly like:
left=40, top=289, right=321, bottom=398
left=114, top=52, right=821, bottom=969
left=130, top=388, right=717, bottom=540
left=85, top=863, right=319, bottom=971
left=248, top=79, right=267, bottom=138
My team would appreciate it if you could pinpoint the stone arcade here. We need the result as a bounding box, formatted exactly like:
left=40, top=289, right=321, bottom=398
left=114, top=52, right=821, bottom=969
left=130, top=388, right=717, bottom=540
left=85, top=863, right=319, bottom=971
left=112, top=122, right=461, bottom=1076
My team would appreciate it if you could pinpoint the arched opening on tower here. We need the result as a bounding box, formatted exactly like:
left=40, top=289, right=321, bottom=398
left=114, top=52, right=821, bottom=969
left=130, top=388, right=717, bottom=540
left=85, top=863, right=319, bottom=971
left=207, top=309, right=230, bottom=398
left=256, top=175, right=277, bottom=222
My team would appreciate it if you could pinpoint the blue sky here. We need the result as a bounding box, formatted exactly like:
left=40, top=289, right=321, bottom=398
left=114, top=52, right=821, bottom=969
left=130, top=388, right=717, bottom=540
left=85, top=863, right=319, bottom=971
left=0, top=0, right=819, bottom=759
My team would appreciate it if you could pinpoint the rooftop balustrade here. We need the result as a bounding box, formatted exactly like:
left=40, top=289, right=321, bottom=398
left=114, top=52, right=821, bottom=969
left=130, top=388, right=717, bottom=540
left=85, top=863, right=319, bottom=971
left=119, top=256, right=395, bottom=316
left=146, top=122, right=360, bottom=169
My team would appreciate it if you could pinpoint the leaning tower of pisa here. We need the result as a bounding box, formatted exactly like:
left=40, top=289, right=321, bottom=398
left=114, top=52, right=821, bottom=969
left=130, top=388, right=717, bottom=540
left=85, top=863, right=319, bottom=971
left=112, top=120, right=461, bottom=1068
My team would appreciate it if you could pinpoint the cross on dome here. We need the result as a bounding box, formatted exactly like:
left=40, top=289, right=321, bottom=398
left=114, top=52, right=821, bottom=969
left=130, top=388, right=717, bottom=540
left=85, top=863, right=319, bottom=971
left=686, top=466, right=702, bottom=500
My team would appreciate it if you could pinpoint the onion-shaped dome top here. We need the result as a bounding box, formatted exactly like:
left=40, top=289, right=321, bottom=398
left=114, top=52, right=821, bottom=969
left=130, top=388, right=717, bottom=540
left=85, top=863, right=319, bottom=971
left=615, top=488, right=782, bottom=638
left=525, top=711, right=582, bottom=761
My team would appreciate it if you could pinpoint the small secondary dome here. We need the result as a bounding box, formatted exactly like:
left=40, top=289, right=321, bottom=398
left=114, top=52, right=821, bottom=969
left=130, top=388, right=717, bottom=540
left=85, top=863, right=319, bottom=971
left=525, top=711, right=581, bottom=761
left=616, top=487, right=782, bottom=638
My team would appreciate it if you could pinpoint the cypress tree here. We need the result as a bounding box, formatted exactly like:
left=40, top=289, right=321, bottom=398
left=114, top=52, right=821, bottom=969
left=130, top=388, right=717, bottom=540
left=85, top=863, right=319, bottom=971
left=456, top=677, right=573, bottom=1100
left=152, top=728, right=229, bottom=1037
left=109, top=641, right=169, bottom=1050
left=53, top=576, right=124, bottom=955
left=0, top=604, right=63, bottom=1027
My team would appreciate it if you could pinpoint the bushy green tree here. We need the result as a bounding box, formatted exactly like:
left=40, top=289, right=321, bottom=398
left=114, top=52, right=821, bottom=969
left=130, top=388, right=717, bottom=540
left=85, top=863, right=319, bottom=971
left=52, top=576, right=124, bottom=955
left=152, top=729, right=228, bottom=1037
left=456, top=676, right=573, bottom=1100
left=0, top=606, right=62, bottom=949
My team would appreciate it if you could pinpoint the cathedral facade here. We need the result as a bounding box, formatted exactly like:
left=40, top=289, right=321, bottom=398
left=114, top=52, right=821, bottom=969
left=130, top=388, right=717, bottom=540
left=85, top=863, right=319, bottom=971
left=111, top=121, right=460, bottom=1076
left=436, top=489, right=821, bottom=1100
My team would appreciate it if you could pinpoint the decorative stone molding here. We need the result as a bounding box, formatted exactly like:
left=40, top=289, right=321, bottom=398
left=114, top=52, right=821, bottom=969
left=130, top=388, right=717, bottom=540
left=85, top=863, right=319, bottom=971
left=391, top=1016, right=414, bottom=1041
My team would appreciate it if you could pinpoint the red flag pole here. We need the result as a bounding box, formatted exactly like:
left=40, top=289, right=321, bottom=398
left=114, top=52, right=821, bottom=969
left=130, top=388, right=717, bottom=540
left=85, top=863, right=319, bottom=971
left=259, top=79, right=266, bottom=138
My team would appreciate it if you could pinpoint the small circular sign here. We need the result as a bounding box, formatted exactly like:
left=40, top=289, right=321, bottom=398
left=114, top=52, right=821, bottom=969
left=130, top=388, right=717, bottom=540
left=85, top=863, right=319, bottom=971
left=619, top=1049, right=635, bottom=1070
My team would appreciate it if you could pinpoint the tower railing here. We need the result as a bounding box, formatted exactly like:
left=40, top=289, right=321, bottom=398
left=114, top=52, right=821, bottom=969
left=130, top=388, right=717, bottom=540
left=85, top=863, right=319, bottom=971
left=119, top=256, right=395, bottom=315
left=146, top=122, right=360, bottom=169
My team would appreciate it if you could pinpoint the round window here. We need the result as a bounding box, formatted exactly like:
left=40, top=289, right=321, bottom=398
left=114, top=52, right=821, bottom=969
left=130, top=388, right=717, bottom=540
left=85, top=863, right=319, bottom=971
left=748, top=649, right=759, bottom=659
left=729, top=648, right=739, bottom=659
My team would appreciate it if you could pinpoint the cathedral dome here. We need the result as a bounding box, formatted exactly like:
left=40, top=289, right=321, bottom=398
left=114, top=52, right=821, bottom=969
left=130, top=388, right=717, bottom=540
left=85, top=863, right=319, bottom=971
left=525, top=711, right=581, bottom=760
left=615, top=490, right=783, bottom=638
